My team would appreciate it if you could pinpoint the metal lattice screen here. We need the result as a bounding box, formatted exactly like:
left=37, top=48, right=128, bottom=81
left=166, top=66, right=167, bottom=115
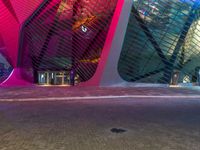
left=118, top=0, right=200, bottom=84
left=19, top=0, right=118, bottom=83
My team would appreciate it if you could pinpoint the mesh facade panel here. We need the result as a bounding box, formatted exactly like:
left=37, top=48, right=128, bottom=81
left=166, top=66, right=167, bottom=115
left=19, top=0, right=118, bottom=83
left=118, top=0, right=200, bottom=84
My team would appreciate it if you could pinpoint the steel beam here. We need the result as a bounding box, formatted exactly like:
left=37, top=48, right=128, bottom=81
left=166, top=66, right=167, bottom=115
left=132, top=7, right=168, bottom=66
left=161, top=5, right=197, bottom=83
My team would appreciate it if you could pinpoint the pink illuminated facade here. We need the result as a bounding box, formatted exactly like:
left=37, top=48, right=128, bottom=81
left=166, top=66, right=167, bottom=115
left=0, top=0, right=124, bottom=86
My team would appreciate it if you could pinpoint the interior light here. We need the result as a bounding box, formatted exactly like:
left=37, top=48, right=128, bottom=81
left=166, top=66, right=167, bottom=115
left=81, top=25, right=88, bottom=33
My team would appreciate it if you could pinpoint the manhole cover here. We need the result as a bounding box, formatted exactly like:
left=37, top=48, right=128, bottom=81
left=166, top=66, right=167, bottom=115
left=110, top=128, right=127, bottom=134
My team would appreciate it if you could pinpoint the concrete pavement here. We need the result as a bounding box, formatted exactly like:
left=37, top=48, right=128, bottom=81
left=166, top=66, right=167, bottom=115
left=0, top=87, right=200, bottom=150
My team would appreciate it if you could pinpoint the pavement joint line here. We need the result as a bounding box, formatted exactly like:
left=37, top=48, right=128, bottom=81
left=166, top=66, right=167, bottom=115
left=1, top=95, right=200, bottom=102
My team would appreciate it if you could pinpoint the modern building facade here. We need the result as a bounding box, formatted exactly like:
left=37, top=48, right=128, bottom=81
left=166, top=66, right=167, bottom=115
left=0, top=0, right=200, bottom=86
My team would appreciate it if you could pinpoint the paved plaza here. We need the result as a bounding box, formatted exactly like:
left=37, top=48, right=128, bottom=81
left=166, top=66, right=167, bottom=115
left=0, top=87, right=200, bottom=150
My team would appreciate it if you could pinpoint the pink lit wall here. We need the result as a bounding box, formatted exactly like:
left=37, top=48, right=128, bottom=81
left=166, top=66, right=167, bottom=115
left=0, top=0, right=44, bottom=86
left=0, top=0, right=43, bottom=67
left=0, top=0, right=125, bottom=86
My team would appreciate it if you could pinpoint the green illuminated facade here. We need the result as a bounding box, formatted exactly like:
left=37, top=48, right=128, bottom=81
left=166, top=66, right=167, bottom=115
left=118, top=0, right=200, bottom=85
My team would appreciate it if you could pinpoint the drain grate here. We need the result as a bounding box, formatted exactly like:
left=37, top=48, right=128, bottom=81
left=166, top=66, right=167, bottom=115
left=110, top=128, right=127, bottom=134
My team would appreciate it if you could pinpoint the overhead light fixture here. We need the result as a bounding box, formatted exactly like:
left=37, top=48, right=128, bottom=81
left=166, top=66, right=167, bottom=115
left=81, top=25, right=88, bottom=33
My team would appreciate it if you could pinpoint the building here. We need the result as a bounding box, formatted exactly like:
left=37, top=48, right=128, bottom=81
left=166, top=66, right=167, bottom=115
left=0, top=0, right=200, bottom=86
